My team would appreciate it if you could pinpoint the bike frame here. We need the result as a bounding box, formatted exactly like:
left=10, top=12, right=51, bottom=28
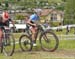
left=28, top=25, right=45, bottom=43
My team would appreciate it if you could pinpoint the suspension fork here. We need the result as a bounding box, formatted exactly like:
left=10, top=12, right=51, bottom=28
left=41, top=30, right=50, bottom=42
left=3, top=29, right=10, bottom=46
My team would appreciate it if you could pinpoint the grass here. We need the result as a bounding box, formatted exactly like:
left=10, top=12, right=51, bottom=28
left=0, top=39, right=75, bottom=59
left=0, top=29, right=75, bottom=59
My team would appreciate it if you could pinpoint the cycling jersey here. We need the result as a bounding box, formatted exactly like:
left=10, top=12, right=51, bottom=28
left=3, top=18, right=12, bottom=26
left=0, top=16, right=3, bottom=26
left=0, top=18, right=12, bottom=28
left=29, top=13, right=39, bottom=23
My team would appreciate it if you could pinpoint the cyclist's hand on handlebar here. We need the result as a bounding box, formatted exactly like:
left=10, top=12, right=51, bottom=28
left=33, top=24, right=37, bottom=27
left=13, top=26, right=16, bottom=32
left=4, top=26, right=10, bottom=30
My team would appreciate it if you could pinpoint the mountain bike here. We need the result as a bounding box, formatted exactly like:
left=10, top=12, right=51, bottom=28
left=0, top=26, right=15, bottom=56
left=19, top=24, right=59, bottom=52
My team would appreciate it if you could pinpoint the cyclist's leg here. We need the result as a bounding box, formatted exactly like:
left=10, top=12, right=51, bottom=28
left=30, top=26, right=37, bottom=46
left=0, top=28, right=3, bottom=47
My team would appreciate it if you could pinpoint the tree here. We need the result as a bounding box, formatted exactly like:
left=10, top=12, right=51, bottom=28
left=62, top=0, right=66, bottom=2
left=64, top=0, right=75, bottom=24
left=15, top=14, right=24, bottom=20
left=17, top=0, right=20, bottom=1
left=5, top=1, right=9, bottom=7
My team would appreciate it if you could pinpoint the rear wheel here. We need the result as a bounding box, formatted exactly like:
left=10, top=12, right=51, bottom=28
left=19, top=35, right=32, bottom=51
left=40, top=30, right=59, bottom=52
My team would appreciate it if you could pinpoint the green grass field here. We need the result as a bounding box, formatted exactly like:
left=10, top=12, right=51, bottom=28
left=0, top=39, right=75, bottom=59
left=0, top=30, right=75, bottom=59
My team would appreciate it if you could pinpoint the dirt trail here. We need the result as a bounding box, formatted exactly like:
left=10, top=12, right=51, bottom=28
left=1, top=49, right=75, bottom=59
left=17, top=49, right=75, bottom=59
left=27, top=50, right=75, bottom=59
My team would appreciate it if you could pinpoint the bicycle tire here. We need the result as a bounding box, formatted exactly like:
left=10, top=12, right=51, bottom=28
left=40, top=30, right=59, bottom=52
left=2, top=34, right=15, bottom=56
left=19, top=34, right=32, bottom=51
left=0, top=42, right=3, bottom=53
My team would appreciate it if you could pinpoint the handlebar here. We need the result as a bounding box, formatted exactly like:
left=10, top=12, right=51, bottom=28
left=0, top=26, right=16, bottom=32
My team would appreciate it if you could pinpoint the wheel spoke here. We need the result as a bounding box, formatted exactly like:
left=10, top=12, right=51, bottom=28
left=40, top=31, right=59, bottom=52
left=19, top=35, right=32, bottom=51
left=3, top=34, right=15, bottom=56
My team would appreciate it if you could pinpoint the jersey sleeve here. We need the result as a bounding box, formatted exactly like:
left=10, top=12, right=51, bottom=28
left=29, top=15, right=35, bottom=20
left=29, top=14, right=39, bottom=22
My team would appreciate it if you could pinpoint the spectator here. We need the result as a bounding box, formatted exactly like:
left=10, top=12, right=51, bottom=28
left=66, top=25, right=70, bottom=34
left=43, top=19, right=50, bottom=28
left=56, top=23, right=62, bottom=32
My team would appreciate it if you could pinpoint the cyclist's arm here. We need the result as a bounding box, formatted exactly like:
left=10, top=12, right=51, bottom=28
left=9, top=18, right=15, bottom=27
left=27, top=19, right=36, bottom=26
left=9, top=19, right=16, bottom=31
left=11, top=20, right=15, bottom=27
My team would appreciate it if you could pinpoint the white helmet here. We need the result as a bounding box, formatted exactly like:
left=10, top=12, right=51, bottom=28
left=34, top=8, right=42, bottom=15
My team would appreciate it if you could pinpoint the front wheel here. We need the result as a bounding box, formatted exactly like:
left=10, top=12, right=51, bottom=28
left=40, top=30, right=59, bottom=52
left=19, top=35, right=32, bottom=51
left=2, top=34, right=15, bottom=56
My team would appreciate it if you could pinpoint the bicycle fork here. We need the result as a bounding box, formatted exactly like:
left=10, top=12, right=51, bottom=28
left=42, top=32, right=50, bottom=43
